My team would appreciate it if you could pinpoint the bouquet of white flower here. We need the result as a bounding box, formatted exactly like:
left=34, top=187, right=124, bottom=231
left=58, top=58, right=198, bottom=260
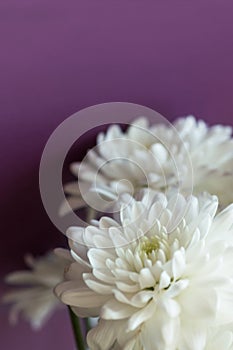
left=3, top=105, right=233, bottom=350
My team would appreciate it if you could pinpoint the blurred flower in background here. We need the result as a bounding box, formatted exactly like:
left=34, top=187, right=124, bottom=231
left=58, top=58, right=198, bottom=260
left=3, top=250, right=71, bottom=330
left=61, top=116, right=233, bottom=217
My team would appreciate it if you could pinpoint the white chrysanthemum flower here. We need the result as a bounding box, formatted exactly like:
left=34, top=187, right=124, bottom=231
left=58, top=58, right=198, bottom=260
left=3, top=250, right=71, bottom=329
left=56, top=191, right=233, bottom=350
left=60, top=116, right=233, bottom=216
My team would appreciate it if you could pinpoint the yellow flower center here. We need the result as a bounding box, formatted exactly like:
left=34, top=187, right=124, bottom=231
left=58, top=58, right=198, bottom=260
left=136, top=232, right=170, bottom=264
left=140, top=236, right=160, bottom=256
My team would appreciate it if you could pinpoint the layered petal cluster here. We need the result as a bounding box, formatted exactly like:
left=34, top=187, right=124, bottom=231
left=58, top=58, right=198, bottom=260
left=61, top=116, right=233, bottom=216
left=205, top=324, right=233, bottom=350
left=56, top=191, right=233, bottom=350
left=3, top=250, right=71, bottom=329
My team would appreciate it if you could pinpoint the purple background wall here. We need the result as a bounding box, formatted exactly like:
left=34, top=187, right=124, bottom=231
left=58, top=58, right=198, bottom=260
left=1, top=1, right=233, bottom=349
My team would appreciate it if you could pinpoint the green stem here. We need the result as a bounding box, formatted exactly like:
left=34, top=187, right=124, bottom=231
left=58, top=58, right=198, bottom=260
left=84, top=317, right=92, bottom=333
left=68, top=306, right=86, bottom=350
left=86, top=207, right=96, bottom=223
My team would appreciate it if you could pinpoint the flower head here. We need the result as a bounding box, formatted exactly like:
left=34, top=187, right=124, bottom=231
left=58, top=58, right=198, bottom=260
left=3, top=250, right=71, bottom=329
left=56, top=191, right=233, bottom=349
left=61, top=116, right=233, bottom=216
